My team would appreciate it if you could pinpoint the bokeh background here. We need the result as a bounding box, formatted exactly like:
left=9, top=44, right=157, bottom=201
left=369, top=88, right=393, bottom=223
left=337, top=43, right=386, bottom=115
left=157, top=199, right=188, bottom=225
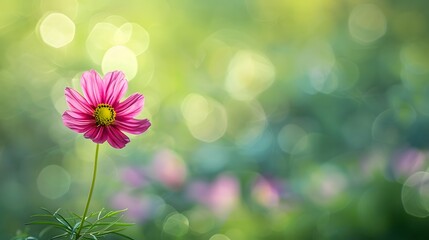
left=2, top=0, right=429, bottom=239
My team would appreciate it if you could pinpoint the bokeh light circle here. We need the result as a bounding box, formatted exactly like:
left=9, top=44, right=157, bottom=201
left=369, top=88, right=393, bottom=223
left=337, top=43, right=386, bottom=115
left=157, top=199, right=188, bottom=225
left=86, top=22, right=117, bottom=63
left=102, top=45, right=138, bottom=80
left=348, top=4, right=386, bottom=44
left=37, top=165, right=71, bottom=199
left=226, top=50, right=275, bottom=101
left=182, top=94, right=210, bottom=125
left=39, top=12, right=75, bottom=48
left=402, top=171, right=429, bottom=217
left=209, top=234, right=231, bottom=240
left=87, top=20, right=150, bottom=66
left=181, top=93, right=227, bottom=142
left=163, top=213, right=189, bottom=237
left=187, top=207, right=216, bottom=234
left=300, top=40, right=336, bottom=94
left=125, top=23, right=150, bottom=55
left=114, top=23, right=132, bottom=45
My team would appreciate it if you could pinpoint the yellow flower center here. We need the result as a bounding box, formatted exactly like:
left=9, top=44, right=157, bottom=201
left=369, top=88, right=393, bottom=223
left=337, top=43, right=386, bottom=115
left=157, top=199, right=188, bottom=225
left=93, top=104, right=116, bottom=126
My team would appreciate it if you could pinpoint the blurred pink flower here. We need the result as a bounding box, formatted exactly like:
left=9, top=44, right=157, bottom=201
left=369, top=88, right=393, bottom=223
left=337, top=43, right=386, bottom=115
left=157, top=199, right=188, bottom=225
left=62, top=70, right=151, bottom=148
left=150, top=149, right=187, bottom=189
left=392, top=148, right=426, bottom=180
left=120, top=167, right=147, bottom=188
left=188, top=174, right=240, bottom=218
left=111, top=192, right=151, bottom=222
left=252, top=176, right=280, bottom=208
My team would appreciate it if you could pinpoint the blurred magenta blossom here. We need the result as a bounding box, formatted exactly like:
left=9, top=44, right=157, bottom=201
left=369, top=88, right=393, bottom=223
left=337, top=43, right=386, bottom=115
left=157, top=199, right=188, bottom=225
left=150, top=149, right=187, bottom=189
left=188, top=174, right=240, bottom=218
left=62, top=69, right=151, bottom=148
left=111, top=192, right=152, bottom=222
left=391, top=148, right=426, bottom=181
left=120, top=166, right=147, bottom=188
left=252, top=176, right=281, bottom=208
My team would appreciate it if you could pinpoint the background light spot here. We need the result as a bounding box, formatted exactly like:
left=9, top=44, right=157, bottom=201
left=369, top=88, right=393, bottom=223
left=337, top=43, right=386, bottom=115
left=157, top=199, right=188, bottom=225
left=226, top=50, right=275, bottom=101
left=349, top=4, right=386, bottom=44
left=210, top=234, right=231, bottom=240
left=401, top=171, right=429, bottom=217
left=114, top=23, right=133, bottom=45
left=86, top=22, right=117, bottom=64
left=187, top=207, right=215, bottom=234
left=102, top=45, right=138, bottom=80
left=37, top=165, right=71, bottom=199
left=181, top=94, right=227, bottom=142
left=299, top=40, right=336, bottom=94
left=163, top=213, right=189, bottom=237
left=87, top=20, right=150, bottom=66
left=125, top=23, right=150, bottom=55
left=39, top=12, right=75, bottom=48
left=181, top=94, right=211, bottom=125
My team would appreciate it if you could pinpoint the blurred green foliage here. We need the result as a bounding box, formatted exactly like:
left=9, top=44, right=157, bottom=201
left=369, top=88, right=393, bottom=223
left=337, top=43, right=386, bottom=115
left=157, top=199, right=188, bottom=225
left=2, top=0, right=429, bottom=239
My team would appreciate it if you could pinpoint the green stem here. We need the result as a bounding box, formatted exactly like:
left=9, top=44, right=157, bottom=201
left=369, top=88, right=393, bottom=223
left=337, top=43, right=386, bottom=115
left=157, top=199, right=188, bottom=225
left=76, top=143, right=100, bottom=238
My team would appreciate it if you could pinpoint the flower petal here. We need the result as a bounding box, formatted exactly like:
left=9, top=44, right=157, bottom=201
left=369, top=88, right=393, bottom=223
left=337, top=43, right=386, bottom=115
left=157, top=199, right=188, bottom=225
left=65, top=110, right=92, bottom=119
left=62, top=110, right=95, bottom=133
left=84, top=126, right=108, bottom=144
left=115, top=118, right=151, bottom=135
left=65, top=87, right=93, bottom=115
left=81, top=69, right=103, bottom=107
left=115, top=93, right=144, bottom=118
left=106, top=126, right=130, bottom=149
left=104, top=71, right=128, bottom=105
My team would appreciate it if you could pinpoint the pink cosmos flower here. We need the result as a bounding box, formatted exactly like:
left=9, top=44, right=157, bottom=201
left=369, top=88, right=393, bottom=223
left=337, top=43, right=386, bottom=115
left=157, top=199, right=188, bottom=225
left=62, top=70, right=151, bottom=149
left=188, top=175, right=239, bottom=218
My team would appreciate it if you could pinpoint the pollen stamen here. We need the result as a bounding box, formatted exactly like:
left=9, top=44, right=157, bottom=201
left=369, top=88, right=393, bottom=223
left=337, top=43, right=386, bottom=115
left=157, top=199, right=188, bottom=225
left=93, top=103, right=116, bottom=126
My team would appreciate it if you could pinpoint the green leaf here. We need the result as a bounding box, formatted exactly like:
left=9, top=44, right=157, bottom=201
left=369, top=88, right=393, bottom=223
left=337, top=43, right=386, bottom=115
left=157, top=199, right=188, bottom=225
left=90, top=222, right=134, bottom=227
left=97, top=208, right=104, bottom=220
left=27, top=208, right=135, bottom=240
left=104, top=209, right=128, bottom=218
left=53, top=209, right=73, bottom=230
left=50, top=232, right=68, bottom=239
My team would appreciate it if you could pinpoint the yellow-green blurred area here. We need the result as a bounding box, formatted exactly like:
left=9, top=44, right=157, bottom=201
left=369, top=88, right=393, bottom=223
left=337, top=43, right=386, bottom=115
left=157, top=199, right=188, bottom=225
left=2, top=0, right=429, bottom=239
